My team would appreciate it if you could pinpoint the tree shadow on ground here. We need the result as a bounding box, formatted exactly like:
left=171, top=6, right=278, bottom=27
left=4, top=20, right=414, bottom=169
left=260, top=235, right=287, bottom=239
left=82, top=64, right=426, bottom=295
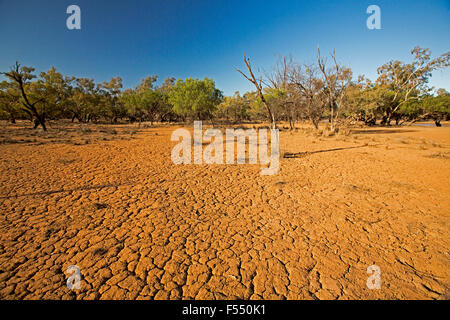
left=351, top=129, right=417, bottom=135
left=283, top=144, right=377, bottom=158
left=0, top=182, right=132, bottom=199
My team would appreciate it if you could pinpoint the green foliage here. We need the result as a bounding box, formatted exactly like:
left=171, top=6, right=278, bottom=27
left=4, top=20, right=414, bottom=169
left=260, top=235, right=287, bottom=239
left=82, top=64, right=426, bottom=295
left=423, top=92, right=450, bottom=117
left=0, top=81, right=22, bottom=122
left=0, top=47, right=447, bottom=128
left=215, top=91, right=251, bottom=122
left=168, top=78, right=222, bottom=119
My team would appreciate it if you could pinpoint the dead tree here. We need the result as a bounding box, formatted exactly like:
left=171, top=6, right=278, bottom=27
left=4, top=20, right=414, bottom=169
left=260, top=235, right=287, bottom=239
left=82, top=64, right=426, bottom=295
left=236, top=51, right=277, bottom=129
left=290, top=63, right=324, bottom=129
left=317, top=48, right=351, bottom=132
left=267, top=56, right=297, bottom=130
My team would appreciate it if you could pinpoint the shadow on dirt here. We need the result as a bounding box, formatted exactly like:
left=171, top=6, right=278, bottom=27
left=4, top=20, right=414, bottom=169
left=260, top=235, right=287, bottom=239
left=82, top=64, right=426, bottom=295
left=0, top=183, right=132, bottom=199
left=283, top=144, right=376, bottom=158
left=351, top=129, right=417, bottom=135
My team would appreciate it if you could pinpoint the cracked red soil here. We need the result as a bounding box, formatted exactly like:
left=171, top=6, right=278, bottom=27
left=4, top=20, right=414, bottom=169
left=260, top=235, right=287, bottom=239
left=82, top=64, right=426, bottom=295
left=0, top=122, right=449, bottom=299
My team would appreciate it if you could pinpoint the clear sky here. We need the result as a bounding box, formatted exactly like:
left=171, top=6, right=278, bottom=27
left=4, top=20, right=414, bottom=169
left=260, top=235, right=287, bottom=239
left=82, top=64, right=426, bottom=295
left=0, top=0, right=449, bottom=95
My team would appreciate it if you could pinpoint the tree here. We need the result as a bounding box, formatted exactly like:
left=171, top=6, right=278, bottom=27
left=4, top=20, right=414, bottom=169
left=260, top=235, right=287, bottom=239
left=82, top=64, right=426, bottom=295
left=236, top=51, right=277, bottom=129
left=140, top=89, right=165, bottom=125
left=344, top=76, right=382, bottom=125
left=266, top=56, right=297, bottom=129
left=157, top=77, right=176, bottom=122
left=317, top=48, right=352, bottom=131
left=69, top=78, right=99, bottom=122
left=1, top=62, right=47, bottom=130
left=421, top=91, right=449, bottom=126
left=99, top=77, right=125, bottom=123
left=39, top=67, right=73, bottom=120
left=289, top=63, right=325, bottom=129
left=168, top=78, right=222, bottom=121
left=136, top=75, right=158, bottom=92
left=376, top=47, right=449, bottom=125
left=215, top=91, right=250, bottom=123
left=0, top=80, right=21, bottom=123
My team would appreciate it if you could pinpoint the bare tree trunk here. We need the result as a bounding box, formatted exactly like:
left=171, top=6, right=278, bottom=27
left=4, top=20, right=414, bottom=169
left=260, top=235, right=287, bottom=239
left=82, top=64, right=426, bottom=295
left=236, top=51, right=277, bottom=129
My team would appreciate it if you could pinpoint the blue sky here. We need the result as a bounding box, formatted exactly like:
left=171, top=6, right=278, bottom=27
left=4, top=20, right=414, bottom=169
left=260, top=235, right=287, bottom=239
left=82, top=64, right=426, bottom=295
left=0, top=0, right=449, bottom=95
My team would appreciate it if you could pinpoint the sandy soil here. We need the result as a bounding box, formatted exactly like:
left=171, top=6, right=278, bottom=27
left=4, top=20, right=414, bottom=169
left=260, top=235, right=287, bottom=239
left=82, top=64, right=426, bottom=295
left=0, top=120, right=449, bottom=300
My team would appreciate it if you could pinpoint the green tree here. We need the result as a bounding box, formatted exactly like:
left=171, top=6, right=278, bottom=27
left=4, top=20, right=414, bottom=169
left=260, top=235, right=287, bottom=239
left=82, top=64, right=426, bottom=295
left=70, top=78, right=99, bottom=122
left=422, top=90, right=450, bottom=126
left=99, top=77, right=125, bottom=123
left=0, top=80, right=22, bottom=123
left=168, top=78, right=222, bottom=121
left=215, top=91, right=250, bottom=122
left=38, top=67, right=73, bottom=120
left=1, top=62, right=48, bottom=130
left=376, top=47, right=449, bottom=124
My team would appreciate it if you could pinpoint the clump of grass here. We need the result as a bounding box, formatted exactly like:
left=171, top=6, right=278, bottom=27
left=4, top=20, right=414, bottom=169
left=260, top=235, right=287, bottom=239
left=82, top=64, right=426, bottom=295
left=395, top=138, right=409, bottom=144
left=428, top=140, right=442, bottom=148
left=93, top=247, right=108, bottom=256
left=3, top=139, right=17, bottom=144
left=79, top=127, right=92, bottom=134
left=337, top=128, right=351, bottom=136
left=427, top=152, right=449, bottom=159
left=57, top=158, right=76, bottom=165
left=322, top=129, right=335, bottom=137
left=100, top=128, right=117, bottom=135
left=93, top=202, right=108, bottom=209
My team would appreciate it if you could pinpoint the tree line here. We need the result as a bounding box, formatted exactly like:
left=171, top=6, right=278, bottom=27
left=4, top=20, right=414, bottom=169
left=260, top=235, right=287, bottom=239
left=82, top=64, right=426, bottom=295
left=1, top=46, right=449, bottom=131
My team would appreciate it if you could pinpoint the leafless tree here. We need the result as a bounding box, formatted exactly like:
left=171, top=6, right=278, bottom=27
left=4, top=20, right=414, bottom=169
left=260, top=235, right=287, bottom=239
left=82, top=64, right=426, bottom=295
left=317, top=48, right=352, bottom=131
left=289, top=63, right=325, bottom=129
left=266, top=55, right=298, bottom=129
left=236, top=50, right=277, bottom=129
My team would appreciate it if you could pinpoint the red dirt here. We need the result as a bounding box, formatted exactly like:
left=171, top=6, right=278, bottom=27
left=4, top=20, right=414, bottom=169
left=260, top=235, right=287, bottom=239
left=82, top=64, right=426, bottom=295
left=0, top=121, right=449, bottom=299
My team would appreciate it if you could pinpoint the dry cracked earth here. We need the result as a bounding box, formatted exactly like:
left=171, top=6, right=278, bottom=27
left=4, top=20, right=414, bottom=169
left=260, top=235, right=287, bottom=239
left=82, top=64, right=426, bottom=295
left=0, top=121, right=449, bottom=300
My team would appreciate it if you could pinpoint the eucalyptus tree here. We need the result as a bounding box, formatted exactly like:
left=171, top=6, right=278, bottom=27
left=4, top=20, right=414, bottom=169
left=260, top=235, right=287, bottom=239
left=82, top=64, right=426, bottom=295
left=38, top=67, right=74, bottom=120
left=376, top=47, right=449, bottom=125
left=0, top=80, right=23, bottom=123
left=317, top=49, right=352, bottom=131
left=99, top=77, right=125, bottom=123
left=70, top=78, right=99, bottom=122
left=1, top=62, right=48, bottom=130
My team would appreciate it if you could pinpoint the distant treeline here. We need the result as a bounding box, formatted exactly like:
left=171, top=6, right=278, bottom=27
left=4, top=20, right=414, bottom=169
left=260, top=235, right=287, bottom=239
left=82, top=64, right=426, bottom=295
left=0, top=46, right=449, bottom=131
